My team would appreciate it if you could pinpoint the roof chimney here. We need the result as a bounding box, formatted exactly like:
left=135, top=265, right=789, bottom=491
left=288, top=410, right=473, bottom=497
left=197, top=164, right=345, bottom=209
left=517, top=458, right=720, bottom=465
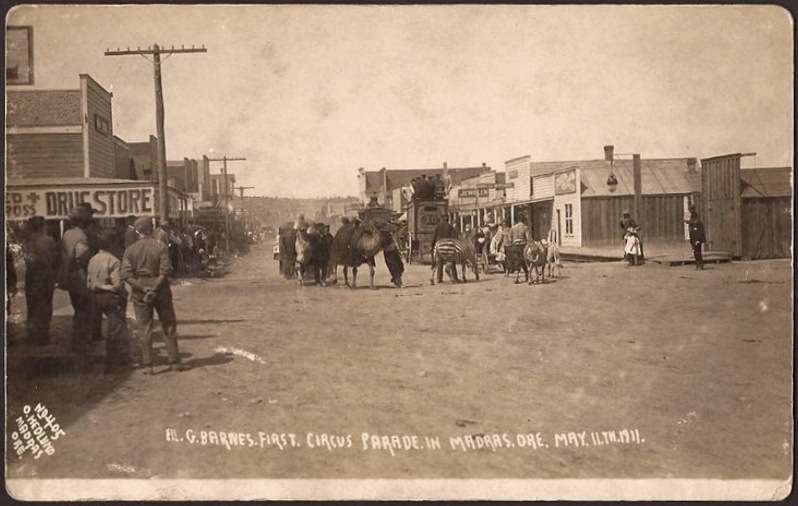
left=482, top=162, right=486, bottom=167
left=604, top=145, right=614, bottom=162
left=443, top=162, right=448, bottom=170
left=687, top=158, right=697, bottom=173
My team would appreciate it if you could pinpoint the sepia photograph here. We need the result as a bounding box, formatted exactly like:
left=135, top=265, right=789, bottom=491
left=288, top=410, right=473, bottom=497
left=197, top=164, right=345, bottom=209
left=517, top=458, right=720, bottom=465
left=4, top=4, right=794, bottom=501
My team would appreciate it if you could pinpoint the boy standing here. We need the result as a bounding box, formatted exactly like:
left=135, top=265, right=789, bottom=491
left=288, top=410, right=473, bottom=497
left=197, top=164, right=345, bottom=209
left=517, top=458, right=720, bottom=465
left=86, top=231, right=130, bottom=373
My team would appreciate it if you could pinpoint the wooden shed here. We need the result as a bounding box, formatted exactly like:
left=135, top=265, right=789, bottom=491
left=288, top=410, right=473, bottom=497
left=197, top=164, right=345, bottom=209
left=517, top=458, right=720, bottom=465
left=702, top=154, right=792, bottom=260
left=739, top=167, right=792, bottom=260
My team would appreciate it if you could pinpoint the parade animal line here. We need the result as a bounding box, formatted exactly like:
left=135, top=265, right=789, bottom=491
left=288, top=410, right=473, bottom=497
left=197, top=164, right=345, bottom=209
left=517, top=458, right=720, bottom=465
left=506, top=239, right=562, bottom=285
left=329, top=219, right=404, bottom=289
left=429, top=237, right=480, bottom=285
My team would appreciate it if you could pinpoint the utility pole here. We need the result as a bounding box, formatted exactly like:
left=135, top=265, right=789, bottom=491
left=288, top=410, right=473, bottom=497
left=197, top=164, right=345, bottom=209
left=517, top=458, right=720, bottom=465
left=633, top=154, right=642, bottom=229
left=235, top=185, right=256, bottom=228
left=208, top=156, right=246, bottom=256
left=105, top=44, right=207, bottom=225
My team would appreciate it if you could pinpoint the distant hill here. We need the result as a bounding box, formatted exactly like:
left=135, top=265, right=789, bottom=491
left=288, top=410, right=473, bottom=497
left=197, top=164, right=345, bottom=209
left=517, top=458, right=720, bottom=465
left=229, top=196, right=360, bottom=231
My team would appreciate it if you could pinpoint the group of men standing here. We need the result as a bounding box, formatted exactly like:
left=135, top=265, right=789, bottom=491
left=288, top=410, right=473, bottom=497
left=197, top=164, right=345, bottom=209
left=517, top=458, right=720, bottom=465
left=410, top=174, right=447, bottom=200
left=8, top=204, right=188, bottom=375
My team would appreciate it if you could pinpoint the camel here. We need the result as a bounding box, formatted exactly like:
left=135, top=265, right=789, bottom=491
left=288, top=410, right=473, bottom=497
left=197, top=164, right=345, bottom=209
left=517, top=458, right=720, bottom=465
left=294, top=232, right=313, bottom=285
left=293, top=226, right=331, bottom=286
left=331, top=222, right=404, bottom=289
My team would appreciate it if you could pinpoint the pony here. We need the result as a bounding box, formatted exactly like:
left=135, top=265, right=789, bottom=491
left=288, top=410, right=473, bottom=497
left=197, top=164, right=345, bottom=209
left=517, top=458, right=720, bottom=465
left=523, top=240, right=548, bottom=285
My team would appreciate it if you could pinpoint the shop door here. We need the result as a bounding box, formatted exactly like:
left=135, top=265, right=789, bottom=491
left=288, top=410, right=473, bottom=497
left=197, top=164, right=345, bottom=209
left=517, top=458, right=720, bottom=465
left=531, top=201, right=553, bottom=241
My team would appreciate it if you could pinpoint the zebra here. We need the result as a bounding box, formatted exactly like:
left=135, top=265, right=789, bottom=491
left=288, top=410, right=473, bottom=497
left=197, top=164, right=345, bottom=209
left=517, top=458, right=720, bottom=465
left=430, top=238, right=480, bottom=285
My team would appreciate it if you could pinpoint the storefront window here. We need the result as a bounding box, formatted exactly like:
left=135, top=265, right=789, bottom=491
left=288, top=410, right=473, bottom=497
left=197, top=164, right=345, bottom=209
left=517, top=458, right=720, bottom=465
left=565, top=203, right=573, bottom=235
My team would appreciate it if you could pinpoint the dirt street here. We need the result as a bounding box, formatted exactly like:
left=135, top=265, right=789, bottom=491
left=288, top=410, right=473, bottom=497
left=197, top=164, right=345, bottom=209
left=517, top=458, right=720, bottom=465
left=5, top=244, right=793, bottom=498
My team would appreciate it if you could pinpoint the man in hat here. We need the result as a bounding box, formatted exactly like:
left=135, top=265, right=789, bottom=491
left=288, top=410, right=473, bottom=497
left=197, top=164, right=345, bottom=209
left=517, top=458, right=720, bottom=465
left=24, top=216, right=60, bottom=346
left=506, top=214, right=532, bottom=280
left=59, top=205, right=97, bottom=364
left=685, top=206, right=706, bottom=270
left=122, top=216, right=189, bottom=374
left=75, top=202, right=106, bottom=341
left=124, top=214, right=139, bottom=250
left=508, top=213, right=532, bottom=245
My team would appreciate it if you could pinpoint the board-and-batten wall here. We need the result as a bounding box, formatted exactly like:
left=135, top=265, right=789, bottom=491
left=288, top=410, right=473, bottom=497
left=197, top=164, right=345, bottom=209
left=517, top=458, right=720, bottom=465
left=85, top=78, right=115, bottom=179
left=6, top=133, right=84, bottom=178
left=581, top=195, right=694, bottom=247
left=741, top=197, right=792, bottom=259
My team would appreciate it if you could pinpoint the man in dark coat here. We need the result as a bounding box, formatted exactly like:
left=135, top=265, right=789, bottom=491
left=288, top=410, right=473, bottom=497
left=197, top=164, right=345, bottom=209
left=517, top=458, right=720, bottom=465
left=124, top=215, right=139, bottom=250
left=24, top=217, right=60, bottom=346
left=685, top=207, right=706, bottom=270
left=278, top=224, right=297, bottom=279
left=60, top=205, right=97, bottom=362
left=6, top=244, right=18, bottom=318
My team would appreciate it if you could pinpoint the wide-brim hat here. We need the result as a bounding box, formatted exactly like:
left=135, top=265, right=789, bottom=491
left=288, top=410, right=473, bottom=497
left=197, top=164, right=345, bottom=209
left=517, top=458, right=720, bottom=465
left=134, top=216, right=154, bottom=233
left=69, top=206, right=94, bottom=219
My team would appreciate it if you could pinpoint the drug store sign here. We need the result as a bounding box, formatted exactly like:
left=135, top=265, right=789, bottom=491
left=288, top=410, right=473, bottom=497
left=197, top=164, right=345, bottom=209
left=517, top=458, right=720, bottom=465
left=6, top=185, right=156, bottom=221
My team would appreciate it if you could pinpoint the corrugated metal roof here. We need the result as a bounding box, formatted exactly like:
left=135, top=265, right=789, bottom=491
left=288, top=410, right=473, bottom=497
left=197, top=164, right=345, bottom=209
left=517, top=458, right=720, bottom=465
left=578, top=158, right=701, bottom=197
left=740, top=167, right=793, bottom=198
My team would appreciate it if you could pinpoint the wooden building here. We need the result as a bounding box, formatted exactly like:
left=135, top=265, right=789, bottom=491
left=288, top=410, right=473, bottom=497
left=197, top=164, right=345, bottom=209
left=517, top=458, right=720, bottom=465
left=448, top=171, right=508, bottom=230
left=700, top=154, right=794, bottom=260
left=6, top=73, right=189, bottom=233
left=740, top=167, right=792, bottom=260
left=7, top=74, right=115, bottom=179
left=357, top=163, right=492, bottom=212
left=500, top=150, right=701, bottom=249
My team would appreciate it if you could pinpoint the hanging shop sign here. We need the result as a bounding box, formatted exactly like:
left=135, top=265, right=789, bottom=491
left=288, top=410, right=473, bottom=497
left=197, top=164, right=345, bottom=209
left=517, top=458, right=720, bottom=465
left=458, top=188, right=490, bottom=198
left=477, top=182, right=514, bottom=190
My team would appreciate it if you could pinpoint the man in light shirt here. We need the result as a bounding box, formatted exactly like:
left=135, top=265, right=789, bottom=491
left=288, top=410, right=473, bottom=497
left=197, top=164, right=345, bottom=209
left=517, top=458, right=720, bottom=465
left=87, top=231, right=130, bottom=373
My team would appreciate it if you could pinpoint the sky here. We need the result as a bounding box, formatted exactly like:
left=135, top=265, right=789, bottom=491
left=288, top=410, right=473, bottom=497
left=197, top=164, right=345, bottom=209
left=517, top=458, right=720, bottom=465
left=6, top=5, right=794, bottom=198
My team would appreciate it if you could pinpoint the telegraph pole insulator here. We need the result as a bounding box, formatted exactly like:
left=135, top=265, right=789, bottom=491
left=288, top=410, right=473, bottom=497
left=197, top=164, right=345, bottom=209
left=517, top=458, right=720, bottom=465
left=105, top=42, right=208, bottom=224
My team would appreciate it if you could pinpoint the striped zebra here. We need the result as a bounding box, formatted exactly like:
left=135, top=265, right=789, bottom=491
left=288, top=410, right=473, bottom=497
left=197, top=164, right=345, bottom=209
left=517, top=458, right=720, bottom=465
left=430, top=238, right=480, bottom=285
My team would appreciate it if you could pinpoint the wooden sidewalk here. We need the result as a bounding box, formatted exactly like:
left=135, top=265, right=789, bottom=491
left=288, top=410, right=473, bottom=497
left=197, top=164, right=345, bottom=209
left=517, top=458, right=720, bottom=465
left=559, top=244, right=733, bottom=266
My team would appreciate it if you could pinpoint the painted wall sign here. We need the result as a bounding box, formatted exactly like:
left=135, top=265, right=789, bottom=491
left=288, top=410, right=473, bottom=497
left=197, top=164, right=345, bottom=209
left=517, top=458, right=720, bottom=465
left=5, top=185, right=156, bottom=220
left=554, top=170, right=577, bottom=195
